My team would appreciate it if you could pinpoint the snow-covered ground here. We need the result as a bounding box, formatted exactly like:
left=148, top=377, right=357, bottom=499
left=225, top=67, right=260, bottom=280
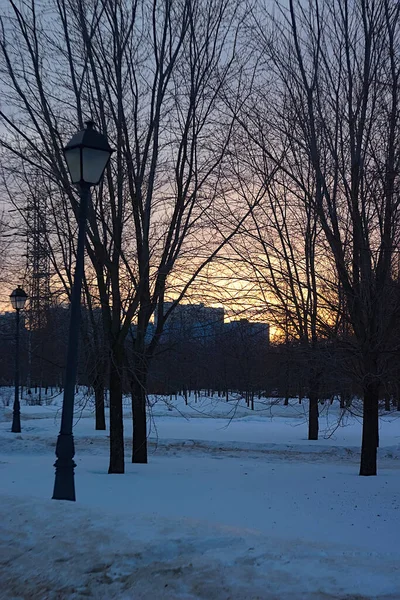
left=0, top=390, right=399, bottom=599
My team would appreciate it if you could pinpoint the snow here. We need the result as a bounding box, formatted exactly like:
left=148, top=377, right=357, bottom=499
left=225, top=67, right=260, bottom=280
left=1, top=390, right=400, bottom=599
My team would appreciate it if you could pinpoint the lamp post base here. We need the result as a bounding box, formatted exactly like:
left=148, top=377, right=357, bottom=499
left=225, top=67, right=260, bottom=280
left=11, top=409, right=21, bottom=433
left=52, top=433, right=76, bottom=501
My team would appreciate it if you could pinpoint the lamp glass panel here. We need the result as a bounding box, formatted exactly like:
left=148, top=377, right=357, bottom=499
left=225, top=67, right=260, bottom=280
left=64, top=147, right=82, bottom=184
left=82, top=148, right=110, bottom=184
left=10, top=290, right=27, bottom=310
left=14, top=295, right=27, bottom=310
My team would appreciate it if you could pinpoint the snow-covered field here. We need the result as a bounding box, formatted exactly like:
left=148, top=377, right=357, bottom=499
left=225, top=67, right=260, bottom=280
left=1, top=390, right=399, bottom=599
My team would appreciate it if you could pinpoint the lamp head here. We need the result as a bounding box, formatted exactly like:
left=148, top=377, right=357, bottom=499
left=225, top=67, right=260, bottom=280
left=63, top=120, right=114, bottom=186
left=10, top=286, right=28, bottom=311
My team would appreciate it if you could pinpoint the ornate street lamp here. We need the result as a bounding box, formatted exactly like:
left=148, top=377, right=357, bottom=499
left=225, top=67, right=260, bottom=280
left=52, top=121, right=113, bottom=501
left=10, top=286, right=28, bottom=433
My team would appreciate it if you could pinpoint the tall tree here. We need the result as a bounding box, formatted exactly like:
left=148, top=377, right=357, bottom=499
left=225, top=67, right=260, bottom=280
left=0, top=0, right=253, bottom=471
left=231, top=178, right=336, bottom=439
left=241, top=0, right=400, bottom=474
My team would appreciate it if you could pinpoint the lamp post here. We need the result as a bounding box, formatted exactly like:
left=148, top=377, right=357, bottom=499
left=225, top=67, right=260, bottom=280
left=52, top=120, right=113, bottom=501
left=10, top=286, right=28, bottom=433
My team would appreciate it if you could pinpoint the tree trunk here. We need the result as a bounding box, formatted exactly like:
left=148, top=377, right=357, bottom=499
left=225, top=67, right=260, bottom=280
left=108, top=344, right=124, bottom=474
left=94, top=372, right=106, bottom=431
left=359, top=379, right=379, bottom=476
left=384, top=393, right=391, bottom=412
left=308, top=391, right=319, bottom=440
left=131, top=356, right=148, bottom=464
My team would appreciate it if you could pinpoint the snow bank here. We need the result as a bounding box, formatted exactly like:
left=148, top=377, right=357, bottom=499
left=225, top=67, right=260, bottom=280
left=1, top=391, right=400, bottom=599
left=1, top=486, right=399, bottom=600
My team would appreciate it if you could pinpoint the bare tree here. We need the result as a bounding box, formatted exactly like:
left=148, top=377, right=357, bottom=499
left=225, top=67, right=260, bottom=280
left=0, top=209, right=10, bottom=281
left=239, top=0, right=400, bottom=474
left=0, top=0, right=255, bottom=472
left=233, top=182, right=339, bottom=437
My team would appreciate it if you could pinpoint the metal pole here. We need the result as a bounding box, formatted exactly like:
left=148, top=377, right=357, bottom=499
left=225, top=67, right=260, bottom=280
left=11, top=309, right=21, bottom=433
left=52, top=184, right=90, bottom=501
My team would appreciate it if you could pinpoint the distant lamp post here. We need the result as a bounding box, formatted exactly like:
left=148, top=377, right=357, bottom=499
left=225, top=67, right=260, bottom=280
left=10, top=286, right=28, bottom=434
left=52, top=121, right=113, bottom=502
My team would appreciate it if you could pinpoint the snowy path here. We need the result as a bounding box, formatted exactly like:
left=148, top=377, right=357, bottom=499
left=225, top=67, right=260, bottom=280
left=1, top=452, right=399, bottom=554
left=1, top=449, right=399, bottom=599
left=0, top=397, right=400, bottom=599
